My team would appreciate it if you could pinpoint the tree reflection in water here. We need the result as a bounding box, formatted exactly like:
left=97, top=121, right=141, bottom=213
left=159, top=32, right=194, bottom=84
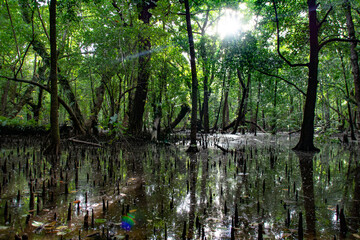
left=187, top=153, right=197, bottom=239
left=295, top=151, right=316, bottom=238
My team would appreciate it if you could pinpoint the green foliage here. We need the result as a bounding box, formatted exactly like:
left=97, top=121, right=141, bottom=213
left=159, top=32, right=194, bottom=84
left=0, top=116, right=48, bottom=133
left=0, top=0, right=358, bottom=138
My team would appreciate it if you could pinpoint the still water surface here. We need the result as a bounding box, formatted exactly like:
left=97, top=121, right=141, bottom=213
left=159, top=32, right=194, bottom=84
left=0, top=134, right=359, bottom=239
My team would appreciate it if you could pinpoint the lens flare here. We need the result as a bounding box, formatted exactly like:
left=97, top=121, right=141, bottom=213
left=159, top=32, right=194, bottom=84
left=121, top=213, right=135, bottom=231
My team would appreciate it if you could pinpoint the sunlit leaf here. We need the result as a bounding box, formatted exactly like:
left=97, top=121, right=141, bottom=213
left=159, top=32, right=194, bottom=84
left=0, top=226, right=9, bottom=230
left=56, top=226, right=68, bottom=230
left=32, top=221, right=44, bottom=227
left=353, top=234, right=360, bottom=239
left=45, top=221, right=56, bottom=228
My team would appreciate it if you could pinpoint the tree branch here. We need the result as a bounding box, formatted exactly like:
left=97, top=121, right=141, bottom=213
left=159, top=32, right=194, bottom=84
left=272, top=0, right=308, bottom=68
left=237, top=68, right=246, bottom=89
left=317, top=6, right=333, bottom=29
left=254, top=68, right=306, bottom=96
left=15, top=41, right=33, bottom=77
left=111, top=0, right=128, bottom=26
left=5, top=0, right=21, bottom=61
left=35, top=3, right=50, bottom=42
left=319, top=38, right=360, bottom=51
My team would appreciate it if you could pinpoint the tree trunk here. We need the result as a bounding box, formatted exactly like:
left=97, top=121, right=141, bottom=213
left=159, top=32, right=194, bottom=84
left=33, top=88, right=43, bottom=123
left=86, top=77, right=107, bottom=135
left=222, top=70, right=231, bottom=131
left=199, top=34, right=210, bottom=133
left=293, top=0, right=320, bottom=152
left=345, top=0, right=360, bottom=128
left=271, top=78, right=278, bottom=133
left=222, top=91, right=229, bottom=130
left=47, top=0, right=60, bottom=155
left=184, top=0, right=198, bottom=152
left=232, top=70, right=250, bottom=134
left=252, top=80, right=261, bottom=135
left=212, top=72, right=225, bottom=132
left=340, top=51, right=357, bottom=140
left=19, top=0, right=86, bottom=134
left=58, top=74, right=85, bottom=132
left=128, top=0, right=157, bottom=135
left=164, top=103, right=190, bottom=133
left=1, top=80, right=10, bottom=116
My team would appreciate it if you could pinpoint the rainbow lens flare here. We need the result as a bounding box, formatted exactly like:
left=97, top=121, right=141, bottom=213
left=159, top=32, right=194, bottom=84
left=121, top=213, right=135, bottom=230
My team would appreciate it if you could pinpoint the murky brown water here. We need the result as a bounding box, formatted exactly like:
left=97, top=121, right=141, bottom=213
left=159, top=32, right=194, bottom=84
left=0, top=134, right=359, bottom=239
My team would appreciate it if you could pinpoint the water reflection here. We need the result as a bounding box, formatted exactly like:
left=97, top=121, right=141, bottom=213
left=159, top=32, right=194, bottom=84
left=295, top=151, right=316, bottom=238
left=1, top=135, right=360, bottom=239
left=187, top=153, right=197, bottom=239
left=349, top=164, right=360, bottom=232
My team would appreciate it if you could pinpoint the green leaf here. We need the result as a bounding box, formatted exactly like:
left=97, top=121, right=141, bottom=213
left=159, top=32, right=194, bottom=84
left=114, top=235, right=126, bottom=239
left=94, top=219, right=107, bottom=224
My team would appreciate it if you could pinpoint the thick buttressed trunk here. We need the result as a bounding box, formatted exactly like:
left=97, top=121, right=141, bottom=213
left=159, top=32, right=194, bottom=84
left=345, top=0, right=360, bottom=128
left=47, top=0, right=60, bottom=155
left=128, top=0, right=157, bottom=135
left=293, top=0, right=320, bottom=152
left=184, top=0, right=199, bottom=152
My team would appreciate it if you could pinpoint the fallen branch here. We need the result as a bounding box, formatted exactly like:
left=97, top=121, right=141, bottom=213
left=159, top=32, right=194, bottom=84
left=245, top=120, right=267, bottom=133
left=68, top=138, right=102, bottom=147
left=289, top=129, right=301, bottom=135
left=215, top=143, right=229, bottom=153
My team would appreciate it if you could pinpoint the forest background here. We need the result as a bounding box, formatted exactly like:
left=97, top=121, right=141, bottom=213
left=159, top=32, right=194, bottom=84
left=1, top=0, right=360, bottom=152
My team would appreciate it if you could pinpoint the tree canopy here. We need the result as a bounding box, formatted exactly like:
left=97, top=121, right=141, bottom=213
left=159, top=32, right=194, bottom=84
left=1, top=0, right=360, bottom=150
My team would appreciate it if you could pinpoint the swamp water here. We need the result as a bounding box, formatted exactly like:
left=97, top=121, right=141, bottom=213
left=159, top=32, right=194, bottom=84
left=0, top=134, right=359, bottom=239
